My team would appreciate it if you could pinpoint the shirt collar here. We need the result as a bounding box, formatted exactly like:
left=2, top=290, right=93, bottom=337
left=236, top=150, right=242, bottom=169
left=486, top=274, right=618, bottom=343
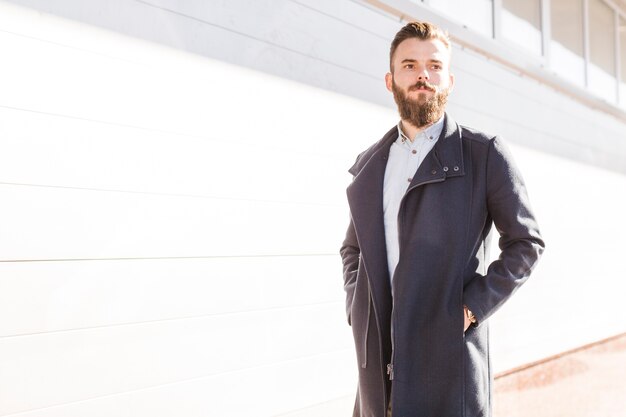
left=396, top=115, right=445, bottom=144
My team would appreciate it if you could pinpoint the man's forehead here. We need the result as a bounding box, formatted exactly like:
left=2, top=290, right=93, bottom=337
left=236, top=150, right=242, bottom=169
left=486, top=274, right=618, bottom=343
left=394, top=38, right=450, bottom=61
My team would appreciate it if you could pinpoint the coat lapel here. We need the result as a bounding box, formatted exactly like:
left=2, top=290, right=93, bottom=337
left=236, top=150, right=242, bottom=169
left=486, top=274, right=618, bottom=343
left=346, top=127, right=396, bottom=312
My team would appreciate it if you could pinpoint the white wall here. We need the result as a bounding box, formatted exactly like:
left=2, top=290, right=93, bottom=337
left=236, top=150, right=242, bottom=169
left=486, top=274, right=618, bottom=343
left=0, top=3, right=377, bottom=415
left=1, top=0, right=625, bottom=416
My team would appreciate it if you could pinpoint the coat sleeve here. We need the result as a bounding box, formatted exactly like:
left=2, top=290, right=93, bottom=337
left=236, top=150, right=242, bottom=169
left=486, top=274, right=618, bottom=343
left=340, top=219, right=360, bottom=326
left=462, top=136, right=545, bottom=327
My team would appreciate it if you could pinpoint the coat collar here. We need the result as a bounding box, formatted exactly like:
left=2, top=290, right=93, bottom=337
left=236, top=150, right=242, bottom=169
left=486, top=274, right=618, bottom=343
left=406, top=113, right=465, bottom=188
left=348, top=113, right=465, bottom=183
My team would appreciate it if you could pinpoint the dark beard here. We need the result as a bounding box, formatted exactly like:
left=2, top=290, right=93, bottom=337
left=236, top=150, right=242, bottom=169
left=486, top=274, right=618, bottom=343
left=391, top=80, right=449, bottom=128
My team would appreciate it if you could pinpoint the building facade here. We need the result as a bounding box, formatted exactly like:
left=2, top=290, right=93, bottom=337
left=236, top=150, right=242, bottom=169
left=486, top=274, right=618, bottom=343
left=0, top=1, right=625, bottom=416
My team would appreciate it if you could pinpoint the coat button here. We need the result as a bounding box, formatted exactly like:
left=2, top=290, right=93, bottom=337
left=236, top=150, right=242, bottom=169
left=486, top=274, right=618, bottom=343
left=443, top=166, right=449, bottom=172
left=431, top=170, right=437, bottom=175
left=453, top=166, right=459, bottom=171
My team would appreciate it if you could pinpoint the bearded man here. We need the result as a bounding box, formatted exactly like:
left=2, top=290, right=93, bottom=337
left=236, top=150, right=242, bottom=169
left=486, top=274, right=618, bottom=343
left=340, top=21, right=545, bottom=417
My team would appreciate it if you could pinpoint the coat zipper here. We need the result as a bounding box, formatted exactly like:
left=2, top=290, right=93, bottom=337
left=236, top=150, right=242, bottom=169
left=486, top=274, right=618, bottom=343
left=387, top=176, right=445, bottom=382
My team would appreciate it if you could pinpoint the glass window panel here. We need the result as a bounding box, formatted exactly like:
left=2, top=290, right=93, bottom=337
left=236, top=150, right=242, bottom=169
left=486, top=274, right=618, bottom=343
left=619, top=18, right=626, bottom=109
left=550, top=0, right=585, bottom=85
left=428, top=0, right=493, bottom=38
left=588, top=0, right=616, bottom=101
left=501, top=0, right=542, bottom=56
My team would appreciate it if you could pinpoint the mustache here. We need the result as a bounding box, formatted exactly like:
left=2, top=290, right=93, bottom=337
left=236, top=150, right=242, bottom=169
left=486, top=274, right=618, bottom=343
left=408, top=81, right=436, bottom=92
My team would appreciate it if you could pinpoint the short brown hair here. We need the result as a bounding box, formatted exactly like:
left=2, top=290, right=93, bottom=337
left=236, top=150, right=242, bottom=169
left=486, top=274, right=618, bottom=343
left=389, top=21, right=451, bottom=70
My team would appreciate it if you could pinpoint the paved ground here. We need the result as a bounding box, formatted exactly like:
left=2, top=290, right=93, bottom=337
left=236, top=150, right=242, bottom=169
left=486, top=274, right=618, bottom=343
left=494, top=333, right=626, bottom=417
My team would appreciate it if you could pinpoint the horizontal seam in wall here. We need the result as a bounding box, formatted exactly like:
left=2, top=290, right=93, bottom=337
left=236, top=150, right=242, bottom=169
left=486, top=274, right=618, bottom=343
left=0, top=27, right=145, bottom=66
left=289, top=0, right=391, bottom=41
left=0, top=104, right=345, bottom=159
left=0, top=299, right=344, bottom=339
left=0, top=181, right=342, bottom=208
left=271, top=393, right=354, bottom=416
left=452, top=49, right=563, bottom=110
left=0, top=253, right=339, bottom=263
left=450, top=101, right=592, bottom=151
left=0, top=103, right=224, bottom=142
left=133, top=0, right=381, bottom=81
left=0, top=347, right=354, bottom=417
left=449, top=97, right=626, bottom=168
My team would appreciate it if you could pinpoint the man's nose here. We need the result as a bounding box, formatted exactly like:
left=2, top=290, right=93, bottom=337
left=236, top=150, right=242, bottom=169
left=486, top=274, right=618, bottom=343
left=416, top=67, right=429, bottom=80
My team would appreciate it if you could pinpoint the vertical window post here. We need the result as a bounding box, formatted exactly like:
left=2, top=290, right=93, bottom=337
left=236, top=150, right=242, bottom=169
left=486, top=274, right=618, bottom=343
left=614, top=9, right=621, bottom=104
left=583, top=0, right=590, bottom=88
left=541, top=0, right=551, bottom=63
left=617, top=13, right=626, bottom=110
left=493, top=0, right=502, bottom=40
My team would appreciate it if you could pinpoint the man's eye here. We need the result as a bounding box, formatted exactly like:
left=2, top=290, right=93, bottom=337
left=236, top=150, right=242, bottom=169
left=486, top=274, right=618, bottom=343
left=405, top=64, right=414, bottom=69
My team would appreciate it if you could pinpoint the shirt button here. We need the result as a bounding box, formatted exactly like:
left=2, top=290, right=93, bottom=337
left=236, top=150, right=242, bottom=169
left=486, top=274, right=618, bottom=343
left=407, top=177, right=412, bottom=182
left=412, top=150, right=417, bottom=154
left=429, top=136, right=434, bottom=140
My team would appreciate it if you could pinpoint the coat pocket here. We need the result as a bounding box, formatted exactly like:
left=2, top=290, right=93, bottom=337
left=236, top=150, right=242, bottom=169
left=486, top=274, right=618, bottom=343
left=463, top=324, right=491, bottom=417
left=351, top=274, right=372, bottom=369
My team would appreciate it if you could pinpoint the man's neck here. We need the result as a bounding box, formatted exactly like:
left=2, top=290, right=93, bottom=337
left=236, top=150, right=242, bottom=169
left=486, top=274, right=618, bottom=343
left=400, top=119, right=434, bottom=142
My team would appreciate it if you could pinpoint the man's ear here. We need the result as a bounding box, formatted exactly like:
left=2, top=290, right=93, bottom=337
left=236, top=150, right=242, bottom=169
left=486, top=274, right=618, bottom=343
left=448, top=73, right=455, bottom=93
left=385, top=72, right=393, bottom=92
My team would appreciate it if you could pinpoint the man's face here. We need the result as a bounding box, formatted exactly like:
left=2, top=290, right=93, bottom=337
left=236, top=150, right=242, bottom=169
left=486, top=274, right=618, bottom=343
left=385, top=38, right=454, bottom=128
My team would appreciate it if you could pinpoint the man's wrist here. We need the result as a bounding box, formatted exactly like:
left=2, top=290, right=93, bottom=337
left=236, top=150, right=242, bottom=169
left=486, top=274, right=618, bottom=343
left=464, top=305, right=477, bottom=325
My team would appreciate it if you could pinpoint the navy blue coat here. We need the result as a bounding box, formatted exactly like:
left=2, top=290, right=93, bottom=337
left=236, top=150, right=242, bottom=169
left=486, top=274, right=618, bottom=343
left=340, top=114, right=544, bottom=417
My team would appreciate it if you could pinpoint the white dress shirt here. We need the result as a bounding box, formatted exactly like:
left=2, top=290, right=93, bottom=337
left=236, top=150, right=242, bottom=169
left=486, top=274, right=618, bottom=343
left=383, top=116, right=445, bottom=281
